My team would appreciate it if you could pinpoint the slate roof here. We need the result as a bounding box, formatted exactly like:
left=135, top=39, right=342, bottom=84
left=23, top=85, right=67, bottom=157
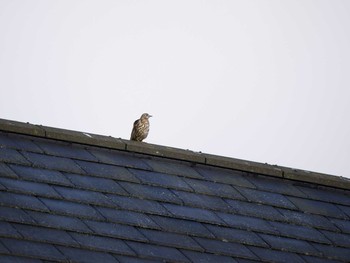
left=0, top=118, right=350, bottom=263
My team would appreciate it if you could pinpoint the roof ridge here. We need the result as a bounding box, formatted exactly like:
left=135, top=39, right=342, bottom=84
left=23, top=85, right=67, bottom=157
left=0, top=118, right=349, bottom=190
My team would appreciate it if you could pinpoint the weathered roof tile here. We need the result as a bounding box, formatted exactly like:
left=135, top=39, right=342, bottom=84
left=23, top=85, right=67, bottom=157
left=0, top=192, right=49, bottom=212
left=248, top=246, right=305, bottom=263
left=181, top=250, right=238, bottom=263
left=0, top=255, right=43, bottom=263
left=0, top=148, right=30, bottom=166
left=321, top=230, right=350, bottom=248
left=0, top=163, right=17, bottom=179
left=312, top=243, right=350, bottom=262
left=0, top=207, right=36, bottom=224
left=0, top=221, right=21, bottom=238
left=57, top=246, right=118, bottom=263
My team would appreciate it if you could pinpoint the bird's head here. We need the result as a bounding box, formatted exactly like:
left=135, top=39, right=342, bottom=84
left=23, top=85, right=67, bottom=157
left=141, top=113, right=152, bottom=120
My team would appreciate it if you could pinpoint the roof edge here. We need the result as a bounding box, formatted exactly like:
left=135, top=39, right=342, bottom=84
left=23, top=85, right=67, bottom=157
left=1, top=118, right=349, bottom=190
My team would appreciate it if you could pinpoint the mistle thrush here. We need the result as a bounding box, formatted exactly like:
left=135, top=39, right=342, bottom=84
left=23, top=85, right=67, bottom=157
left=130, top=113, right=152, bottom=142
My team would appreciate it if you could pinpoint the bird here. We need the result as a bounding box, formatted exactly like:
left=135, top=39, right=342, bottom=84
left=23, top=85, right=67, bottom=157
left=130, top=113, right=152, bottom=142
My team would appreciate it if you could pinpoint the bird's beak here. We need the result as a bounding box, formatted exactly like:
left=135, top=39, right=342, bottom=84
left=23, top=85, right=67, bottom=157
left=149, top=115, right=153, bottom=118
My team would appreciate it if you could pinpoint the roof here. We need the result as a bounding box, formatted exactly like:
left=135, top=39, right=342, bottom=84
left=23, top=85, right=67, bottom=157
left=0, top=118, right=349, bottom=263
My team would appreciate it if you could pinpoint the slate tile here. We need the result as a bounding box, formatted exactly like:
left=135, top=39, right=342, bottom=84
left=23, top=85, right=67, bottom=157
left=321, top=230, right=350, bottom=248
left=249, top=246, right=305, bottom=263
left=21, top=152, right=84, bottom=174
left=89, top=148, right=151, bottom=170
left=54, top=186, right=114, bottom=207
left=0, top=163, right=18, bottom=178
left=0, top=207, right=35, bottom=224
left=301, top=255, right=340, bottom=263
left=0, top=255, right=43, bottom=263
left=194, top=237, right=258, bottom=259
left=0, top=133, right=19, bottom=148
left=9, top=165, right=73, bottom=186
left=70, top=232, right=135, bottom=255
left=0, top=177, right=61, bottom=198
left=195, top=165, right=255, bottom=188
left=84, top=220, right=147, bottom=242
left=130, top=169, right=192, bottom=191
left=246, top=174, right=306, bottom=198
left=13, top=223, right=79, bottom=247
left=0, top=237, right=66, bottom=261
left=107, top=194, right=169, bottom=216
left=96, top=207, right=159, bottom=229
left=119, top=181, right=182, bottom=204
left=337, top=204, right=350, bottom=218
left=0, top=240, right=9, bottom=253
left=313, top=243, right=350, bottom=262
left=269, top=221, right=330, bottom=244
left=205, top=224, right=268, bottom=247
left=0, top=221, right=21, bottom=238
left=127, top=241, right=189, bottom=262
left=297, top=185, right=350, bottom=206
left=237, top=187, right=296, bottom=209
left=139, top=228, right=203, bottom=251
left=277, top=208, right=338, bottom=231
left=0, top=192, right=49, bottom=212
left=163, top=203, right=224, bottom=225
left=35, top=140, right=97, bottom=161
left=183, top=177, right=245, bottom=200
left=259, top=233, right=320, bottom=255
left=145, top=159, right=203, bottom=179
left=150, top=215, right=214, bottom=238
left=225, top=199, right=285, bottom=221
left=331, top=218, right=350, bottom=234
left=7, top=134, right=44, bottom=153
left=181, top=250, right=238, bottom=263
left=115, top=255, right=157, bottom=263
left=76, top=160, right=139, bottom=183
left=287, top=196, right=348, bottom=219
left=57, top=246, right=118, bottom=263
left=217, top=212, right=277, bottom=234
left=0, top=148, right=30, bottom=165
left=40, top=198, right=104, bottom=220
left=27, top=211, right=92, bottom=233
left=65, top=173, right=127, bottom=195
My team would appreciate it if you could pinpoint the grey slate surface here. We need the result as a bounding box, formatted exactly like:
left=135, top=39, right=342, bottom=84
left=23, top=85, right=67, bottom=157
left=1, top=129, right=350, bottom=262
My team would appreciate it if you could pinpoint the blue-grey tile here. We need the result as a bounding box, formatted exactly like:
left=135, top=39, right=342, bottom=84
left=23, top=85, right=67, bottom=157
left=27, top=211, right=92, bottom=233
left=76, top=160, right=139, bottom=182
left=0, top=221, right=21, bottom=238
left=297, top=185, right=350, bottom=206
left=107, top=194, right=168, bottom=216
left=0, top=133, right=19, bottom=148
left=0, top=237, right=66, bottom=261
left=0, top=207, right=35, bottom=224
left=65, top=173, right=127, bottom=195
left=0, top=148, right=30, bottom=165
left=0, top=192, right=49, bottom=212
left=0, top=240, right=9, bottom=253
left=9, top=165, right=72, bottom=186
left=337, top=204, right=350, bottom=218
left=217, top=212, right=277, bottom=234
left=70, top=232, right=135, bottom=255
left=313, top=243, right=350, bottom=262
left=287, top=196, right=348, bottom=219
left=57, top=246, right=118, bottom=263
left=127, top=241, right=189, bottom=262
left=130, top=169, right=192, bottom=191
left=163, top=203, right=224, bottom=225
left=2, top=133, right=43, bottom=153
left=40, top=198, right=103, bottom=220
left=270, top=221, right=330, bottom=244
left=84, top=220, right=147, bottom=242
left=89, top=148, right=151, bottom=170
left=0, top=255, right=43, bottom=263
left=13, top=223, right=79, bottom=246
left=115, top=255, right=156, bottom=263
left=205, top=224, right=268, bottom=247
left=321, top=230, right=350, bottom=248
left=183, top=177, right=245, bottom=200
left=237, top=187, right=296, bottom=209
left=22, top=152, right=84, bottom=174
left=150, top=215, right=214, bottom=238
left=35, top=140, right=97, bottom=161
left=225, top=199, right=285, bottom=221
left=195, top=165, right=255, bottom=188
left=0, top=177, right=61, bottom=198
left=146, top=159, right=203, bottom=179
left=249, top=246, right=305, bottom=263
left=0, top=163, right=18, bottom=178
left=302, top=255, right=340, bottom=263
left=54, top=186, right=114, bottom=207
left=96, top=207, right=159, bottom=229
left=182, top=250, right=237, bottom=263
left=119, top=181, right=182, bottom=204
left=139, top=228, right=203, bottom=251
left=277, top=208, right=338, bottom=231
left=194, top=237, right=258, bottom=259
left=331, top=218, right=350, bottom=234
left=259, top=234, right=320, bottom=255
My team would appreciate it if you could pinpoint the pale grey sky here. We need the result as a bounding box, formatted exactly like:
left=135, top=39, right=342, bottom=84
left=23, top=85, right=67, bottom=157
left=1, top=1, right=349, bottom=178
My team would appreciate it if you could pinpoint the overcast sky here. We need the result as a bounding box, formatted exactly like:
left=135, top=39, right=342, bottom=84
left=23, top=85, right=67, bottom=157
left=1, top=1, right=349, bottom=178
